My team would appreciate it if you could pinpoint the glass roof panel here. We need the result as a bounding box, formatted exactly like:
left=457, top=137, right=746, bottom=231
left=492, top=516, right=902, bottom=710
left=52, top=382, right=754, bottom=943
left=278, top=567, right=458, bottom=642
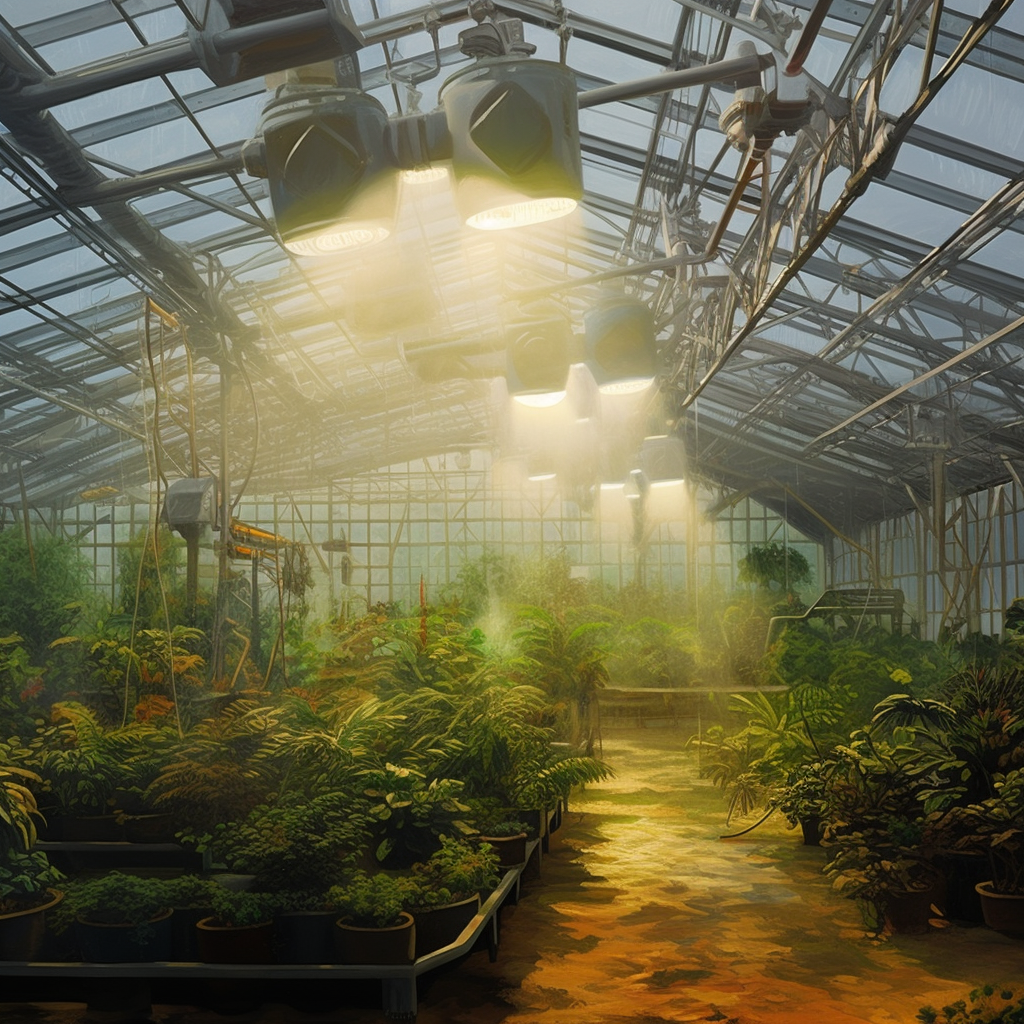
left=35, top=20, right=141, bottom=73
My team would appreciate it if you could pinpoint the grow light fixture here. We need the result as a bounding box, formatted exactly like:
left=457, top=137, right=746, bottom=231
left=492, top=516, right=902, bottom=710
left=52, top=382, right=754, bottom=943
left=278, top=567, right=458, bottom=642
left=247, top=85, right=398, bottom=255
left=584, top=296, right=658, bottom=395
left=637, top=435, right=687, bottom=486
left=439, top=13, right=582, bottom=231
left=504, top=305, right=572, bottom=407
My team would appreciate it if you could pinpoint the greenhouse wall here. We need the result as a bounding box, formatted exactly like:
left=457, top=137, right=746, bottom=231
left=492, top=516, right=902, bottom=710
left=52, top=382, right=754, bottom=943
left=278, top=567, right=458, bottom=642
left=830, top=478, right=1024, bottom=640
left=44, top=453, right=822, bottom=616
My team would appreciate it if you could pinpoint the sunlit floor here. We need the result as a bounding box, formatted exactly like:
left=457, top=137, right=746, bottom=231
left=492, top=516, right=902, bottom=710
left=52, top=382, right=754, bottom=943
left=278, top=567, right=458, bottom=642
left=3, top=724, right=1021, bottom=1024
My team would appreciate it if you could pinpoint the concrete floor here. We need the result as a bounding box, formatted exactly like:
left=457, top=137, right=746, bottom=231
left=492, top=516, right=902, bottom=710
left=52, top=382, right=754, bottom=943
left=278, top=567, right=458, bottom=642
left=3, top=725, right=1021, bottom=1023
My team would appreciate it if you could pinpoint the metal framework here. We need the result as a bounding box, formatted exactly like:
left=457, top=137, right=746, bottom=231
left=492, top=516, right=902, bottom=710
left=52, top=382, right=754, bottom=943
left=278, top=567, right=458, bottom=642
left=1, top=0, right=1023, bottom=555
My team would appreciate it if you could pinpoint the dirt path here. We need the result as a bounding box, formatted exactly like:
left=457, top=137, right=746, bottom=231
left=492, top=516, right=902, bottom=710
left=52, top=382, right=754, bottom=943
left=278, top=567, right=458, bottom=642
left=417, top=727, right=1022, bottom=1024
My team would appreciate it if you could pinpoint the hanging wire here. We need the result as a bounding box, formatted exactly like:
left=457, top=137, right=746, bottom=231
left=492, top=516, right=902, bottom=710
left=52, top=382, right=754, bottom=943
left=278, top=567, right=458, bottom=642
left=229, top=352, right=261, bottom=518
left=123, top=300, right=184, bottom=738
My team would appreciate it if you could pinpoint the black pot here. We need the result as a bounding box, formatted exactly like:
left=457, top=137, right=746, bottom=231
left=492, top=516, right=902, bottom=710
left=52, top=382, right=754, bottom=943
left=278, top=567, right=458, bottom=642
left=479, top=832, right=527, bottom=868
left=976, top=881, right=1024, bottom=939
left=170, top=905, right=213, bottom=961
left=275, top=910, right=339, bottom=964
left=799, top=815, right=822, bottom=846
left=75, top=909, right=173, bottom=962
left=939, top=852, right=987, bottom=923
left=411, top=893, right=480, bottom=959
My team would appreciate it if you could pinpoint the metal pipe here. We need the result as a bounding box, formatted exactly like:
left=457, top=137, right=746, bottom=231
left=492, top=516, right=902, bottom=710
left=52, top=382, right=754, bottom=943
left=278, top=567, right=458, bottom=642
left=578, top=52, right=764, bottom=108
left=680, top=0, right=1015, bottom=412
left=62, top=151, right=245, bottom=204
left=0, top=367, right=147, bottom=440
left=17, top=38, right=196, bottom=111
left=784, top=0, right=835, bottom=76
left=919, top=0, right=945, bottom=94
left=702, top=149, right=760, bottom=257
left=807, top=309, right=1024, bottom=451
left=211, top=10, right=332, bottom=55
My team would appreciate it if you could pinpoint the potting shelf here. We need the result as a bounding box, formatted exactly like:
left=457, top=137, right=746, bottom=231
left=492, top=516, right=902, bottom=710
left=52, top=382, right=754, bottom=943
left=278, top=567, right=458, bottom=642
left=37, top=840, right=206, bottom=872
left=0, top=837, right=542, bottom=1022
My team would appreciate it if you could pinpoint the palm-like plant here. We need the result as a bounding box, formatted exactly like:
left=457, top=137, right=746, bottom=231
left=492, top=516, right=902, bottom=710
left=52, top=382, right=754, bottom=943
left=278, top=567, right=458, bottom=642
left=0, top=764, right=44, bottom=853
left=146, top=700, right=280, bottom=832
left=513, top=605, right=613, bottom=755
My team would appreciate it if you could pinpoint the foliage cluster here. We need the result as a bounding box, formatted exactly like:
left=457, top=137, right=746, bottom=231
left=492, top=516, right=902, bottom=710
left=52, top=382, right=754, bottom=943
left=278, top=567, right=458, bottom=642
left=918, top=986, right=1024, bottom=1024
left=699, top=623, right=1024, bottom=926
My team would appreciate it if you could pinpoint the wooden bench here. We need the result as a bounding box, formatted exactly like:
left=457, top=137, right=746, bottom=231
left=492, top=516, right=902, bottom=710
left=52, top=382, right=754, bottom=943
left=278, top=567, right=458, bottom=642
left=765, top=587, right=906, bottom=649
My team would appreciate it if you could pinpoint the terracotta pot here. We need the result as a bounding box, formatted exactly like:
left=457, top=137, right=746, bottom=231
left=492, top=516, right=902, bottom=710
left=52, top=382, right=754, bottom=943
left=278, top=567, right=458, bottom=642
left=196, top=916, right=275, bottom=964
left=334, top=912, right=415, bottom=964
left=275, top=910, right=339, bottom=964
left=75, top=908, right=173, bottom=962
left=0, top=889, right=63, bottom=960
left=479, top=832, right=527, bottom=868
left=975, top=881, right=1024, bottom=939
left=410, top=893, right=480, bottom=959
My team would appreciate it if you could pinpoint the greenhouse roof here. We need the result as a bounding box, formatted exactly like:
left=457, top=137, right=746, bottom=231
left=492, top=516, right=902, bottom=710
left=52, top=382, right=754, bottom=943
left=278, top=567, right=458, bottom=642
left=1, top=0, right=1023, bottom=542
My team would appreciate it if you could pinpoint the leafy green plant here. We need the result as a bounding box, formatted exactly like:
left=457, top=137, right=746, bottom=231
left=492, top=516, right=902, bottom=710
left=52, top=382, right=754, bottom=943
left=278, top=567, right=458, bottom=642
left=0, top=763, right=45, bottom=853
left=327, top=872, right=411, bottom=929
left=408, top=835, right=500, bottom=906
left=207, top=887, right=277, bottom=928
left=737, top=542, right=812, bottom=597
left=0, top=849, right=64, bottom=913
left=918, top=985, right=1024, bottom=1024
left=0, top=530, right=88, bottom=658
left=513, top=604, right=613, bottom=754
left=507, top=754, right=612, bottom=810
left=164, top=874, right=220, bottom=909
left=362, top=764, right=473, bottom=868
left=191, top=791, right=372, bottom=892
left=940, top=768, right=1024, bottom=895
left=820, top=733, right=946, bottom=925
left=0, top=634, right=48, bottom=735
left=606, top=616, right=699, bottom=689
left=478, top=819, right=529, bottom=838
left=52, top=872, right=172, bottom=944
left=772, top=760, right=835, bottom=828
left=23, top=701, right=174, bottom=818
left=145, top=701, right=279, bottom=833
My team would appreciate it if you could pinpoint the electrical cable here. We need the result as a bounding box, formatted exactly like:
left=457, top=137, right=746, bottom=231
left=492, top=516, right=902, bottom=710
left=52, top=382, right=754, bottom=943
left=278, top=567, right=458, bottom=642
left=133, top=300, right=184, bottom=737
left=719, top=807, right=776, bottom=838
left=229, top=351, right=261, bottom=518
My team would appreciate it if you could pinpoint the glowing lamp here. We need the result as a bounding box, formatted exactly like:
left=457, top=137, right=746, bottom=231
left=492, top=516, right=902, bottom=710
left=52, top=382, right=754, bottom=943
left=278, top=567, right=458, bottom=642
left=585, top=296, right=658, bottom=394
left=255, top=86, right=398, bottom=255
left=638, top=435, right=687, bottom=486
left=505, top=306, right=572, bottom=406
left=440, top=58, right=582, bottom=230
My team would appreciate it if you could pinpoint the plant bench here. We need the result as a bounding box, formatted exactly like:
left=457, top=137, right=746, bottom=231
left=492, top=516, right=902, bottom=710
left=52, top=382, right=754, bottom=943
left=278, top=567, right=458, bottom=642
left=0, top=839, right=542, bottom=1022
left=765, top=587, right=906, bottom=649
